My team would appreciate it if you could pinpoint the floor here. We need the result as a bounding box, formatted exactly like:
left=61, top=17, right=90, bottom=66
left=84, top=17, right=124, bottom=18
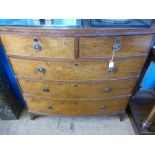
left=0, top=111, right=135, bottom=135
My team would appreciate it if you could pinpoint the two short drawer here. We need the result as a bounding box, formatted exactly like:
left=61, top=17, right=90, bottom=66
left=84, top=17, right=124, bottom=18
left=25, top=96, right=129, bottom=116
left=1, top=34, right=152, bottom=58
left=19, top=78, right=137, bottom=99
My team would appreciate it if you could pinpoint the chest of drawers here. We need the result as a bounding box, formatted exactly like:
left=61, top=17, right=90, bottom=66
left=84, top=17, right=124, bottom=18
left=0, top=27, right=153, bottom=118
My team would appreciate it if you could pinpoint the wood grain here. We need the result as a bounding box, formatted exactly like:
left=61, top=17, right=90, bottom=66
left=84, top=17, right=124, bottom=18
left=25, top=96, right=129, bottom=116
left=79, top=35, right=153, bottom=58
left=18, top=78, right=137, bottom=99
left=9, top=57, right=146, bottom=80
left=0, top=26, right=155, bottom=37
left=1, top=34, right=75, bottom=58
left=0, top=25, right=153, bottom=117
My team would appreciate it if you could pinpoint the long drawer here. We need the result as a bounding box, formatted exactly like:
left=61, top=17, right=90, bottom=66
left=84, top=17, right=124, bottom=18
left=1, top=35, right=75, bottom=58
left=9, top=57, right=146, bottom=80
left=25, top=96, right=129, bottom=116
left=79, top=35, right=153, bottom=58
left=18, top=78, right=137, bottom=99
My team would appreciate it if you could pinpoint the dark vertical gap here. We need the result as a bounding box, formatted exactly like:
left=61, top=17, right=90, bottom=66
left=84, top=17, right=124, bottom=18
left=74, top=36, right=79, bottom=59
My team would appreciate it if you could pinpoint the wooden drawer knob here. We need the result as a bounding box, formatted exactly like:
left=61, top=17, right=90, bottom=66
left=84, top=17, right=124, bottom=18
left=36, top=67, right=46, bottom=73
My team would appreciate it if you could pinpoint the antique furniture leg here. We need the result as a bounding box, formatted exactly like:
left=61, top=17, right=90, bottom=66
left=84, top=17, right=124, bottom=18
left=30, top=113, right=40, bottom=120
left=119, top=111, right=126, bottom=121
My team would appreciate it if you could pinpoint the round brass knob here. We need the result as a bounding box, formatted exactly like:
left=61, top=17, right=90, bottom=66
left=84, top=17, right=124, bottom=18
left=33, top=43, right=41, bottom=52
left=36, top=67, right=45, bottom=73
left=103, top=88, right=112, bottom=93
left=100, top=105, right=106, bottom=110
left=112, top=43, right=121, bottom=52
left=47, top=105, right=53, bottom=110
left=42, top=88, right=49, bottom=93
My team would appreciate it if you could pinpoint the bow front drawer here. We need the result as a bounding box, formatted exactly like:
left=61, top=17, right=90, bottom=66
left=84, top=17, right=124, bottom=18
left=9, top=57, right=146, bottom=80
left=18, top=78, right=137, bottom=99
left=25, top=96, right=129, bottom=116
left=1, top=35, right=75, bottom=58
left=79, top=35, right=153, bottom=58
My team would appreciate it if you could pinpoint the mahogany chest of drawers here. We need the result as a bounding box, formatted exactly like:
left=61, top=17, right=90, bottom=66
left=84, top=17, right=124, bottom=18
left=0, top=27, right=153, bottom=118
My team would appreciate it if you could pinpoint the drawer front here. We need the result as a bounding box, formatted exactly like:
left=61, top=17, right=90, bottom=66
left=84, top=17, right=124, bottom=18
left=1, top=35, right=75, bottom=58
left=18, top=78, right=137, bottom=99
left=79, top=35, right=153, bottom=58
left=9, top=57, right=146, bottom=80
left=25, top=96, right=129, bottom=116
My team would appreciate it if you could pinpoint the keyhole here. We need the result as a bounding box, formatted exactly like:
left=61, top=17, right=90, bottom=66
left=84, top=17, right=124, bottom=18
left=74, top=63, right=79, bottom=66
left=33, top=38, right=39, bottom=42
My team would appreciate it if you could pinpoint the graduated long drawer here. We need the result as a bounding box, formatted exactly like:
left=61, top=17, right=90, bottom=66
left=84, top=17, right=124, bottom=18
left=25, top=96, right=129, bottom=116
left=18, top=78, right=137, bottom=99
left=9, top=57, right=146, bottom=80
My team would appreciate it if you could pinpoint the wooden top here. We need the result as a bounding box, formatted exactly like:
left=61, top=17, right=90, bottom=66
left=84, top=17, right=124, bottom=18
left=1, top=24, right=155, bottom=37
